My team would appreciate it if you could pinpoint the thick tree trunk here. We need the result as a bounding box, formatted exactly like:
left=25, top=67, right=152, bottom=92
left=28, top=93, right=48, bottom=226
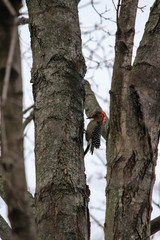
left=26, top=1, right=89, bottom=240
left=0, top=1, right=36, bottom=240
left=105, top=0, right=160, bottom=239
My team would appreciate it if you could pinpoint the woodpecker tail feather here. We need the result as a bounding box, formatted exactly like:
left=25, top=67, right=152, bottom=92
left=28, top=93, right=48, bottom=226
left=84, top=144, right=90, bottom=156
left=90, top=144, right=94, bottom=155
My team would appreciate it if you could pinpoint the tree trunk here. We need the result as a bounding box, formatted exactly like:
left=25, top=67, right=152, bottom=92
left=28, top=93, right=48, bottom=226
left=105, top=0, right=160, bottom=239
left=26, top=1, right=89, bottom=240
left=0, top=1, right=36, bottom=240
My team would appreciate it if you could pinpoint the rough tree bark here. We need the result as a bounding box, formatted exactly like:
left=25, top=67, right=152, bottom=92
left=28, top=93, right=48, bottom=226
left=26, top=1, right=90, bottom=240
left=105, top=0, right=160, bottom=239
left=0, top=1, right=36, bottom=240
left=0, top=215, right=11, bottom=240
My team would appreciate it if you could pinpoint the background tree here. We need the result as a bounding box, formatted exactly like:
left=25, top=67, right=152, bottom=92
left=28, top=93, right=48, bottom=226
left=0, top=0, right=36, bottom=240
left=105, top=0, right=160, bottom=239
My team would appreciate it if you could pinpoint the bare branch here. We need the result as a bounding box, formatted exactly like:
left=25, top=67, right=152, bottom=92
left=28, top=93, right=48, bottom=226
left=1, top=23, right=17, bottom=107
left=112, top=0, right=121, bottom=26
left=112, top=0, right=116, bottom=11
left=1, top=0, right=17, bottom=16
left=137, top=5, right=146, bottom=12
left=116, top=0, right=121, bottom=26
left=95, top=152, right=106, bottom=166
left=79, top=1, right=99, bottom=9
left=18, top=17, right=29, bottom=25
left=91, top=0, right=110, bottom=21
left=23, top=104, right=34, bottom=114
left=152, top=200, right=160, bottom=209
left=151, top=216, right=160, bottom=236
left=90, top=213, right=104, bottom=229
left=23, top=110, right=34, bottom=131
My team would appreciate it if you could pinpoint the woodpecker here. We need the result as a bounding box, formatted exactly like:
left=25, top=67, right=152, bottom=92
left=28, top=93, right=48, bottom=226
left=84, top=110, right=106, bottom=156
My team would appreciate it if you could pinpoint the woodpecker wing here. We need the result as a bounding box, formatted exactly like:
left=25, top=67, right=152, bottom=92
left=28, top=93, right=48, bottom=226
left=90, top=122, right=102, bottom=154
left=85, top=120, right=96, bottom=142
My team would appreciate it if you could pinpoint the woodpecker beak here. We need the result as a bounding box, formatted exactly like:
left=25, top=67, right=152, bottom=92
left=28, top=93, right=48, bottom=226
left=87, top=115, right=94, bottom=119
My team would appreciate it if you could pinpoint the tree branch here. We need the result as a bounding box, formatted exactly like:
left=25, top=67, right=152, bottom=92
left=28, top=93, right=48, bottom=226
left=152, top=200, right=160, bottom=209
left=1, top=0, right=17, bottom=16
left=0, top=215, right=11, bottom=240
left=23, top=110, right=34, bottom=131
left=1, top=0, right=18, bottom=107
left=18, top=17, right=29, bottom=25
left=23, top=104, right=34, bottom=114
left=151, top=216, right=160, bottom=236
left=90, top=213, right=104, bottom=229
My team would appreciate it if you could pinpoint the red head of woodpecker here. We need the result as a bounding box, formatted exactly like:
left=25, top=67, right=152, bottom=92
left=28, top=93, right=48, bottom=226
left=84, top=110, right=106, bottom=156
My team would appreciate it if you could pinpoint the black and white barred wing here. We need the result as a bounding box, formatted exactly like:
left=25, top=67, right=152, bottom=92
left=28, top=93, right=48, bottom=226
left=90, top=122, right=102, bottom=154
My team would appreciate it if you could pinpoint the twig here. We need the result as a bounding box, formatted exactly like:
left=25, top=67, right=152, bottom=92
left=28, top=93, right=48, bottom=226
left=90, top=213, right=104, bottom=228
left=1, top=0, right=17, bottom=16
left=18, top=17, right=29, bottom=25
left=138, top=5, right=146, bottom=13
left=112, top=0, right=121, bottom=28
left=90, top=206, right=104, bottom=212
left=91, top=0, right=110, bottom=21
left=152, top=200, right=160, bottom=208
left=2, top=22, right=17, bottom=106
left=23, top=110, right=34, bottom=131
left=1, top=0, right=18, bottom=107
left=116, top=0, right=121, bottom=28
left=112, top=0, right=116, bottom=11
left=23, top=104, right=34, bottom=114
left=79, top=1, right=99, bottom=9
left=95, top=152, right=106, bottom=166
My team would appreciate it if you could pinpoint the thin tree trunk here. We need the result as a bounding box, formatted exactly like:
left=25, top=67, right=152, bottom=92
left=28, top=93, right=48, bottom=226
left=26, top=1, right=89, bottom=239
left=105, top=0, right=160, bottom=239
left=0, top=1, right=36, bottom=240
